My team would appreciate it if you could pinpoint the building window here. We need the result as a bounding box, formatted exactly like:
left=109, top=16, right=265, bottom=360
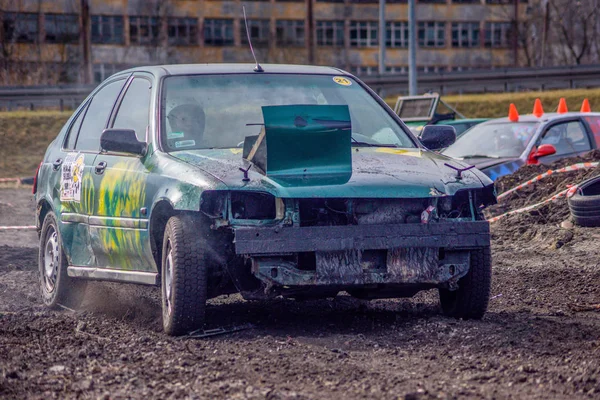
left=276, top=20, right=305, bottom=46
left=3, top=13, right=38, bottom=43
left=204, top=19, right=234, bottom=46
left=451, top=22, right=480, bottom=48
left=385, top=66, right=407, bottom=74
left=417, top=66, right=446, bottom=73
left=130, top=16, right=160, bottom=45
left=316, top=21, right=344, bottom=46
left=241, top=19, right=269, bottom=47
left=484, top=22, right=512, bottom=48
left=91, top=15, right=124, bottom=44
left=350, top=65, right=378, bottom=76
left=486, top=0, right=527, bottom=4
left=93, top=64, right=125, bottom=83
left=386, top=21, right=408, bottom=48
left=168, top=17, right=197, bottom=45
left=45, top=14, right=79, bottom=44
left=418, top=21, right=445, bottom=48
left=349, top=21, right=378, bottom=47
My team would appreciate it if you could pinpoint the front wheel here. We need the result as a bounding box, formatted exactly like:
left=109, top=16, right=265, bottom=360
left=39, top=212, right=87, bottom=309
left=439, top=247, right=491, bottom=320
left=161, top=215, right=209, bottom=336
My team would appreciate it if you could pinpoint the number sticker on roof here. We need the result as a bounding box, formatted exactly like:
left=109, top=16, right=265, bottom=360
left=333, top=77, right=352, bottom=86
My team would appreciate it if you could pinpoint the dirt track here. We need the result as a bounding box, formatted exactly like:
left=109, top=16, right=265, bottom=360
left=2, top=186, right=600, bottom=399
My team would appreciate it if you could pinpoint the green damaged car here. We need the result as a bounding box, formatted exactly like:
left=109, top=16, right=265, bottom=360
left=34, top=64, right=497, bottom=335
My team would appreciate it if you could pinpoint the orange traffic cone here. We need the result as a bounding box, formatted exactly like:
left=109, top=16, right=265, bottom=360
left=508, top=103, right=519, bottom=122
left=532, top=98, right=544, bottom=118
left=557, top=97, right=568, bottom=113
left=580, top=98, right=591, bottom=113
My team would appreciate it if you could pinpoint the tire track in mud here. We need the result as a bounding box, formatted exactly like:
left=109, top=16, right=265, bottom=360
left=2, top=237, right=600, bottom=399
left=2, top=185, right=600, bottom=398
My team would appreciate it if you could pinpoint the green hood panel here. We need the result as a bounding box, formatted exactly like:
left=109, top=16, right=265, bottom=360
left=172, top=147, right=492, bottom=198
left=257, top=104, right=352, bottom=180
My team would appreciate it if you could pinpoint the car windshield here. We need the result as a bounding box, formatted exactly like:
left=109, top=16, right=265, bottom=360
left=160, top=74, right=416, bottom=151
left=443, top=121, right=540, bottom=159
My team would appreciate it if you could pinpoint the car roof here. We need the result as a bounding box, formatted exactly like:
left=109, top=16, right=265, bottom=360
left=120, top=63, right=347, bottom=77
left=480, top=112, right=600, bottom=125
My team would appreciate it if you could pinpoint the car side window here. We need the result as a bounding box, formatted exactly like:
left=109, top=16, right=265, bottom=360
left=539, top=121, right=591, bottom=156
left=112, top=78, right=152, bottom=141
left=75, top=79, right=126, bottom=151
left=64, top=102, right=89, bottom=149
left=584, top=116, right=600, bottom=147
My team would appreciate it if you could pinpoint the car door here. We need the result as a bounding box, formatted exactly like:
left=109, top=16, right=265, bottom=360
left=88, top=75, right=157, bottom=273
left=534, top=119, right=593, bottom=165
left=56, top=76, right=128, bottom=267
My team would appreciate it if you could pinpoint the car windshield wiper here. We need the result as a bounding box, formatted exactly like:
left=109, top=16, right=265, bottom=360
left=351, top=136, right=397, bottom=148
left=351, top=136, right=376, bottom=147
left=457, top=154, right=500, bottom=159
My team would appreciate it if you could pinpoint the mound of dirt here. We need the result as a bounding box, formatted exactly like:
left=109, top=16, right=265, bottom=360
left=485, top=150, right=600, bottom=243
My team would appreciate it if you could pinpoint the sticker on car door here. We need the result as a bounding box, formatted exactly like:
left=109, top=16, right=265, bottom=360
left=60, top=152, right=85, bottom=202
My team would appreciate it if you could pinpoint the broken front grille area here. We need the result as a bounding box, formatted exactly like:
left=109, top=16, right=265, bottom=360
left=250, top=247, right=470, bottom=287
left=298, top=198, right=430, bottom=227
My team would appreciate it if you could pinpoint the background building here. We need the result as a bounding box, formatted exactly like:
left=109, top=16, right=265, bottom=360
left=0, top=0, right=537, bottom=85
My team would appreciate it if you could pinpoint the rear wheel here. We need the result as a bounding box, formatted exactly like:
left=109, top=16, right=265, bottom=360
left=161, top=215, right=209, bottom=336
left=439, top=247, right=491, bottom=319
left=39, top=212, right=87, bottom=309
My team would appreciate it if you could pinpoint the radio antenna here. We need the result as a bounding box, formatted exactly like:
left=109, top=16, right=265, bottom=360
left=242, top=6, right=263, bottom=72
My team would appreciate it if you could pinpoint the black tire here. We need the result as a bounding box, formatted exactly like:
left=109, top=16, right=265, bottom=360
left=161, top=214, right=210, bottom=336
left=568, top=177, right=600, bottom=227
left=439, top=246, right=491, bottom=320
left=38, top=212, right=87, bottom=309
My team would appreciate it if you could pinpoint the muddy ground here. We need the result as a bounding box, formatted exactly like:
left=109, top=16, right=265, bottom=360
left=2, top=180, right=600, bottom=399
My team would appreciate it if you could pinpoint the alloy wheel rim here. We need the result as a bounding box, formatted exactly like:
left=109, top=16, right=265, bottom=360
left=165, top=243, right=174, bottom=316
left=43, top=227, right=59, bottom=292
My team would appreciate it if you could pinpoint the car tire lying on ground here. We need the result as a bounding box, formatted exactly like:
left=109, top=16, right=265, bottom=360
left=438, top=246, right=492, bottom=319
left=161, top=214, right=209, bottom=336
left=39, top=212, right=87, bottom=309
left=568, top=176, right=600, bottom=227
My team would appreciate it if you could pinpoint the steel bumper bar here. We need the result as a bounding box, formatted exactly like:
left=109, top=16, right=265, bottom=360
left=234, top=221, right=490, bottom=255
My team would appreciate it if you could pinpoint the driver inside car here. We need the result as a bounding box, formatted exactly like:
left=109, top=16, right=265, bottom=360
left=494, top=132, right=524, bottom=155
left=166, top=103, right=206, bottom=149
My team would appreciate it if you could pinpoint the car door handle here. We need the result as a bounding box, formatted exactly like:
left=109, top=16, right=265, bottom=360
left=52, top=158, right=63, bottom=171
left=95, top=161, right=107, bottom=175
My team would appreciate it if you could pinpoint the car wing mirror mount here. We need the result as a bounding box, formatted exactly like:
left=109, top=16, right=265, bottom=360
left=100, top=128, right=147, bottom=156
left=420, top=125, right=456, bottom=150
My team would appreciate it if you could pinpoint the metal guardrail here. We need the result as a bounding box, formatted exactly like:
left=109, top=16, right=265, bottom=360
left=363, top=64, right=600, bottom=97
left=0, top=65, right=599, bottom=111
left=0, top=84, right=95, bottom=111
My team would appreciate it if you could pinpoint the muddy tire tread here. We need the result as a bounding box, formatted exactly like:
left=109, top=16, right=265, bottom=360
left=162, top=215, right=208, bottom=336
left=439, top=246, right=491, bottom=320
left=39, top=212, right=87, bottom=309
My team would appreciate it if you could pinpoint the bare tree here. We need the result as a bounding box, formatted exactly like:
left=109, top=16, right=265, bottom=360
left=549, top=0, right=598, bottom=65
